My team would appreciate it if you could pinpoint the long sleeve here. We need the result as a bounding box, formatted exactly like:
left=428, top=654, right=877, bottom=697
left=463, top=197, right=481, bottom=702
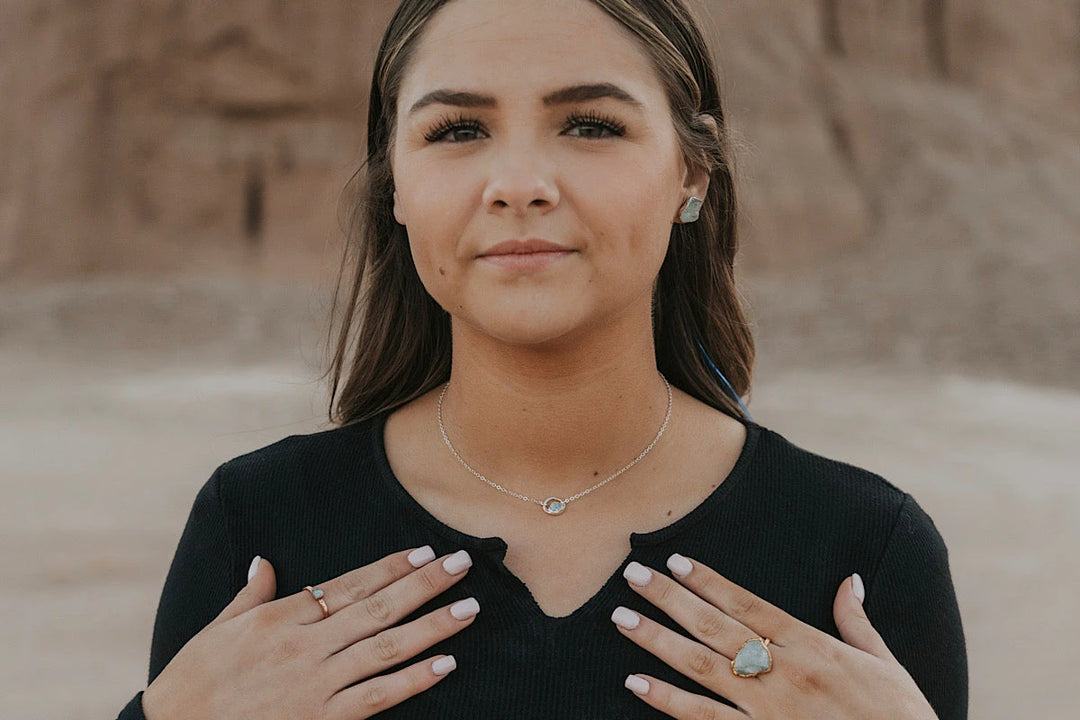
left=116, top=468, right=237, bottom=719
left=864, top=493, right=968, bottom=720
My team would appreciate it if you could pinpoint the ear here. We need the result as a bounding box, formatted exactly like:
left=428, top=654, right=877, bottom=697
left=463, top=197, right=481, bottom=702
left=676, top=114, right=716, bottom=219
left=393, top=190, right=407, bottom=226
left=673, top=111, right=717, bottom=220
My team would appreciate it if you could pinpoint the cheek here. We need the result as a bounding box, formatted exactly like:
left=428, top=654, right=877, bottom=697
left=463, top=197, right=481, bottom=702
left=407, top=227, right=457, bottom=305
left=591, top=167, right=675, bottom=264
left=396, top=169, right=472, bottom=282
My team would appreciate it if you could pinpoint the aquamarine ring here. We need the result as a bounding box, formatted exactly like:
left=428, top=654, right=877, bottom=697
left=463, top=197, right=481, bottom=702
left=732, top=637, right=773, bottom=678
left=304, top=585, right=329, bottom=619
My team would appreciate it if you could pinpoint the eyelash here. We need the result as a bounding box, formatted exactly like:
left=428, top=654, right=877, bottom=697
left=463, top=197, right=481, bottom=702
left=422, top=111, right=627, bottom=143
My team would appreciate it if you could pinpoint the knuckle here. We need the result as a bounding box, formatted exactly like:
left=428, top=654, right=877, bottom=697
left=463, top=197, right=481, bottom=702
left=818, top=636, right=846, bottom=665
left=696, top=572, right=720, bottom=596
left=729, top=591, right=762, bottom=618
left=273, top=635, right=304, bottom=663
left=340, top=572, right=374, bottom=603
left=786, top=667, right=823, bottom=694
left=363, top=592, right=394, bottom=623
left=654, top=578, right=678, bottom=604
left=358, top=683, right=389, bottom=711
left=688, top=648, right=719, bottom=677
left=690, top=703, right=724, bottom=720
left=415, top=566, right=439, bottom=595
left=371, top=631, right=401, bottom=663
left=248, top=603, right=279, bottom=629
left=694, top=610, right=726, bottom=641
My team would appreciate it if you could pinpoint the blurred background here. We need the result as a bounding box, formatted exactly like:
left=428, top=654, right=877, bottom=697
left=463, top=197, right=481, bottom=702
left=1, top=0, right=1077, bottom=718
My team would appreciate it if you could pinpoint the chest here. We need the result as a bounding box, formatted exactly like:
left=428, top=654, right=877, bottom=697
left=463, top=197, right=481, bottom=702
left=498, top=517, right=636, bottom=616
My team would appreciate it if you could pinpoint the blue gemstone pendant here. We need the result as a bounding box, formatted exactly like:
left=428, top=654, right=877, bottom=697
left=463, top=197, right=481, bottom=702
left=542, top=497, right=567, bottom=515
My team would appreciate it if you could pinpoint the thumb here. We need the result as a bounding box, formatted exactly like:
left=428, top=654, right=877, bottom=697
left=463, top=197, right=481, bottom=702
left=833, top=573, right=894, bottom=660
left=207, top=555, right=277, bottom=629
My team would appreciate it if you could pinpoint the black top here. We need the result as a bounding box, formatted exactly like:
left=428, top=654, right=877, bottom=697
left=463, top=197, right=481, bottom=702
left=117, top=415, right=967, bottom=719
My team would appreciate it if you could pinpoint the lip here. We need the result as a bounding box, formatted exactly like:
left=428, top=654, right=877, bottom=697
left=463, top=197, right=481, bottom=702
left=478, top=238, right=576, bottom=273
left=479, top=238, right=572, bottom=257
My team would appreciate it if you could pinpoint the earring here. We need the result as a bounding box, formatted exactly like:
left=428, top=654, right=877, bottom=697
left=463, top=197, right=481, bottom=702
left=678, top=196, right=703, bottom=224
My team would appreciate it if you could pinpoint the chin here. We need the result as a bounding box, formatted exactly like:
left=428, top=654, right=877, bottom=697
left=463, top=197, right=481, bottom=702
left=457, top=307, right=596, bottom=349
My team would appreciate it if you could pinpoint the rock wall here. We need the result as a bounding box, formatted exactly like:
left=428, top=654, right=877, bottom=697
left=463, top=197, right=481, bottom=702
left=0, top=0, right=398, bottom=277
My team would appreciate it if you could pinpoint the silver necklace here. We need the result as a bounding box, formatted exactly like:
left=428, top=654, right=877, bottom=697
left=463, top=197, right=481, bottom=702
left=437, top=375, right=673, bottom=516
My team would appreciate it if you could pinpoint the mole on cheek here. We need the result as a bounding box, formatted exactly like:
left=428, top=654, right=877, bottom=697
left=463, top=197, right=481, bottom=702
left=438, top=266, right=446, bottom=276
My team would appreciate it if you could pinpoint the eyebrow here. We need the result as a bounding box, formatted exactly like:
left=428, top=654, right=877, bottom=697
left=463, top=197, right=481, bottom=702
left=407, top=82, right=644, bottom=116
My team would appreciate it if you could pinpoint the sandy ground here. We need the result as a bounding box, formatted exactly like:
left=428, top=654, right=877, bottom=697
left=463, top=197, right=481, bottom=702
left=1, top=278, right=1077, bottom=719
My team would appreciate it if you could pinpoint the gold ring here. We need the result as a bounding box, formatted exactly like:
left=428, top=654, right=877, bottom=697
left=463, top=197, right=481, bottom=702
left=732, top=637, right=772, bottom=677
left=304, top=585, right=329, bottom=619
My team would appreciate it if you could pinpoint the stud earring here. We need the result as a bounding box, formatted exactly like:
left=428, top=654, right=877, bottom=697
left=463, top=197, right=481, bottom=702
left=678, top=196, right=703, bottom=224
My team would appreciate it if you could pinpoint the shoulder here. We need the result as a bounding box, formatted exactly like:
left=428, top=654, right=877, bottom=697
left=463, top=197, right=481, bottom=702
left=734, top=423, right=943, bottom=558
left=747, top=422, right=910, bottom=514
left=209, top=416, right=383, bottom=502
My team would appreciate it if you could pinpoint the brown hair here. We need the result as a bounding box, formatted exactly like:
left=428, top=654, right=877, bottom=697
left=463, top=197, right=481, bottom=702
left=324, top=0, right=754, bottom=426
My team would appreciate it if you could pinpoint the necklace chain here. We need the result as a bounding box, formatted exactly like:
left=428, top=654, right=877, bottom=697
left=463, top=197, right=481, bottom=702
left=436, top=374, right=673, bottom=515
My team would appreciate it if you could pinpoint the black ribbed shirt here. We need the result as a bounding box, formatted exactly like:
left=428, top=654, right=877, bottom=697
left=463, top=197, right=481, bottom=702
left=117, top=416, right=967, bottom=719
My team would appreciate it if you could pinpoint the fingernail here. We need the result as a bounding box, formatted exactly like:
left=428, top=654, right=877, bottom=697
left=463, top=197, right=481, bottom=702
left=667, top=553, right=693, bottom=578
left=450, top=597, right=480, bottom=620
left=443, top=550, right=472, bottom=575
left=625, top=674, right=650, bottom=695
left=623, top=561, right=652, bottom=587
left=408, top=545, right=436, bottom=568
left=611, top=606, right=640, bottom=630
left=432, top=655, right=457, bottom=676
left=851, top=573, right=865, bottom=603
left=247, top=556, right=260, bottom=583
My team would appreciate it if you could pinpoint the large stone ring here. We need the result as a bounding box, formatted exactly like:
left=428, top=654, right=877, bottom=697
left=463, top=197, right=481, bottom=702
left=304, top=585, right=329, bottom=619
left=732, top=637, right=773, bottom=677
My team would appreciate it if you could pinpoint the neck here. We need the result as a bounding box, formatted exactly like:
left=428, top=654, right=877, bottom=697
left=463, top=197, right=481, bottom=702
left=439, top=312, right=671, bottom=496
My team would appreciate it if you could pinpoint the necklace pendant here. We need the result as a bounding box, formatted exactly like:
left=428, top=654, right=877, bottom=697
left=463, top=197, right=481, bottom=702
left=542, top=497, right=567, bottom=516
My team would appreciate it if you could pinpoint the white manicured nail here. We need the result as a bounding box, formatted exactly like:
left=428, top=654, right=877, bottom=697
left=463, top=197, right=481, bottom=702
left=852, top=573, right=865, bottom=602
left=247, top=556, right=260, bottom=583
left=623, top=561, right=653, bottom=587
left=432, top=655, right=457, bottom=676
left=443, top=550, right=472, bottom=575
left=667, top=553, right=693, bottom=578
left=408, top=545, right=436, bottom=568
left=625, top=674, right=650, bottom=695
left=611, top=606, right=640, bottom=630
left=450, top=597, right=480, bottom=620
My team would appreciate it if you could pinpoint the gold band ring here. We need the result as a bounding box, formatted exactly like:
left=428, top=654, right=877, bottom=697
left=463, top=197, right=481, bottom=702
left=732, top=637, right=773, bottom=678
left=304, top=585, right=329, bottom=619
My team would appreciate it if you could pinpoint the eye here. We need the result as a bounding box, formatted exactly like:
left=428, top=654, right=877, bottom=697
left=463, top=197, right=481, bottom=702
left=561, top=111, right=626, bottom=140
left=422, top=110, right=627, bottom=144
left=424, top=115, right=487, bottom=144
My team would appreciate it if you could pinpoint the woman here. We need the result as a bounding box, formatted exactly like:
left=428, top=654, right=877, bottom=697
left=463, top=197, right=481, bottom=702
left=117, top=0, right=966, bottom=718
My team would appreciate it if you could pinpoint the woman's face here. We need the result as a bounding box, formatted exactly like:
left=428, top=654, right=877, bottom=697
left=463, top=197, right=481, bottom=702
left=391, top=0, right=706, bottom=348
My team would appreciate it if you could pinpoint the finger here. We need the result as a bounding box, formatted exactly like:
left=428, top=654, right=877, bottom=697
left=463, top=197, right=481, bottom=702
left=833, top=573, right=894, bottom=660
left=623, top=673, right=746, bottom=720
left=621, top=561, right=756, bottom=658
left=207, top=555, right=277, bottom=629
left=663, top=555, right=795, bottom=640
left=611, top=605, right=747, bottom=703
left=318, top=550, right=473, bottom=648
left=291, top=546, right=438, bottom=625
left=325, top=654, right=458, bottom=720
left=326, top=597, right=479, bottom=686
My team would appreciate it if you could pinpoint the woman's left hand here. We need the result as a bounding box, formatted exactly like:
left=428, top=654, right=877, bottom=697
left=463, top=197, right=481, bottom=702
left=612, top=555, right=939, bottom=719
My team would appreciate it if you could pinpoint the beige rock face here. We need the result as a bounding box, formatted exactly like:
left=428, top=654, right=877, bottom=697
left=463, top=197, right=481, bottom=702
left=1, top=1, right=398, bottom=278
left=2, top=0, right=1078, bottom=383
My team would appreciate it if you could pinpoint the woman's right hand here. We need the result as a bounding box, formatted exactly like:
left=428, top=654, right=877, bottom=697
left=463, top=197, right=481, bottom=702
left=141, top=547, right=477, bottom=719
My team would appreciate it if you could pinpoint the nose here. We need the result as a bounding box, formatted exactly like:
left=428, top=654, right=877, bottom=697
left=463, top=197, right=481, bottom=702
left=481, top=143, right=560, bottom=217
